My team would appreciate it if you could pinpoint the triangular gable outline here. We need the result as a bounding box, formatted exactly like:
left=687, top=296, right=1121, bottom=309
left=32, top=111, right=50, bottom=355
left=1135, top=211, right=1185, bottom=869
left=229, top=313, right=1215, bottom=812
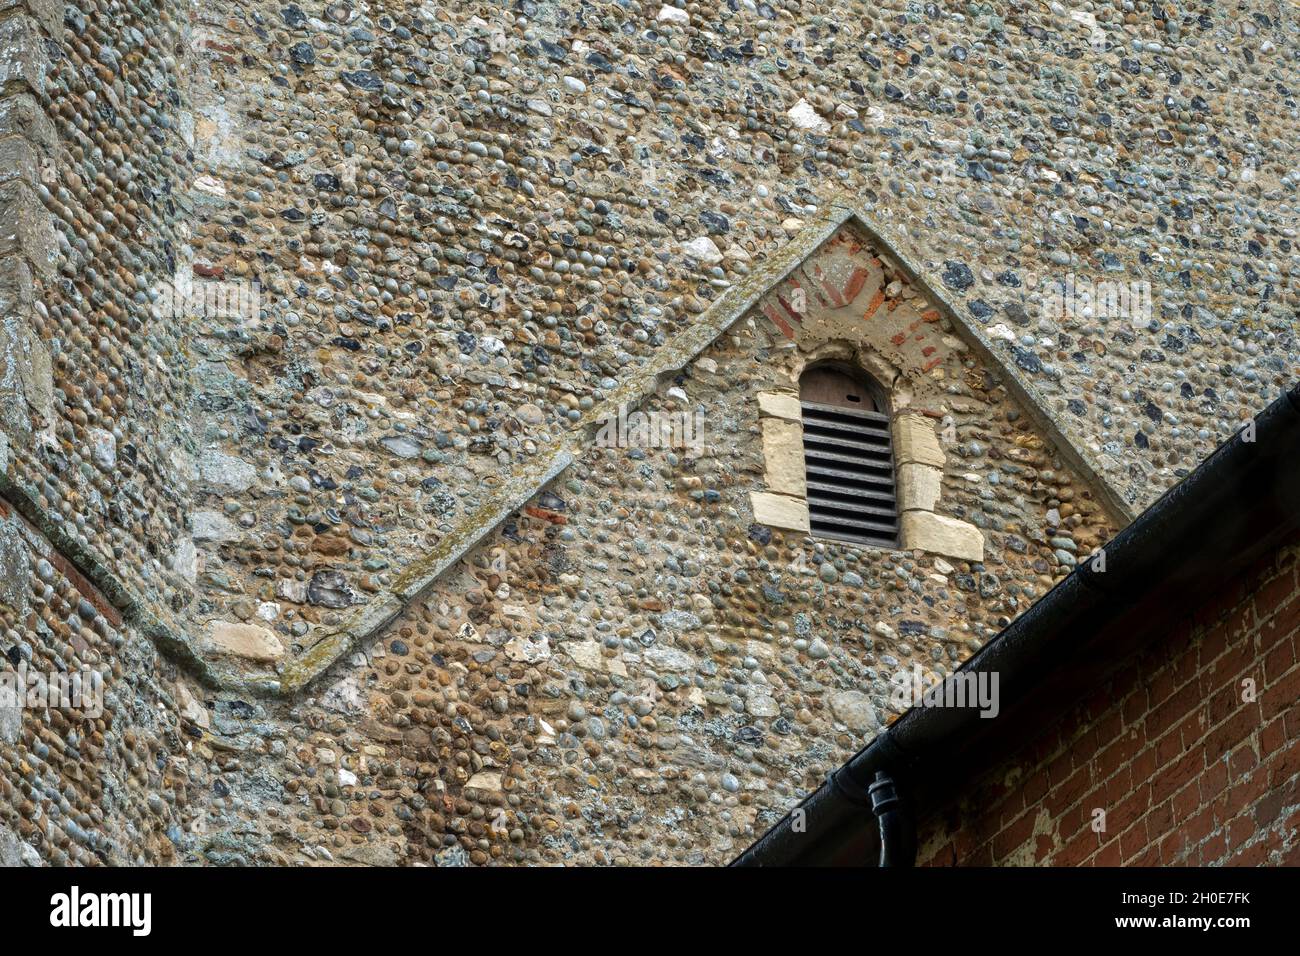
left=99, top=200, right=1133, bottom=695
left=571, top=200, right=1135, bottom=527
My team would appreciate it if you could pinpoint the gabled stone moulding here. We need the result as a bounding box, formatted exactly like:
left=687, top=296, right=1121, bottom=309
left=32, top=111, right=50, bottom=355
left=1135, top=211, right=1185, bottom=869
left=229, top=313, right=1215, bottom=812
left=0, top=175, right=1134, bottom=696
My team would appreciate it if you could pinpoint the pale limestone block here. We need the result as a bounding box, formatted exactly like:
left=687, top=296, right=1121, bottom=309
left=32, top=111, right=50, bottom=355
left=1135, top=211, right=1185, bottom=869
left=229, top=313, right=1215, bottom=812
left=192, top=510, right=240, bottom=543
left=829, top=690, right=878, bottom=732
left=787, top=98, right=830, bottom=133
left=0, top=315, right=51, bottom=440
left=465, top=770, right=503, bottom=792
left=504, top=632, right=551, bottom=664
left=901, top=511, right=984, bottom=562
left=897, top=462, right=943, bottom=512
left=750, top=491, right=810, bottom=532
left=175, top=682, right=211, bottom=730
left=205, top=620, right=286, bottom=662
left=756, top=390, right=802, bottom=420
left=761, top=417, right=806, bottom=496
left=0, top=825, right=39, bottom=866
left=893, top=412, right=945, bottom=468
left=656, top=4, right=690, bottom=25
left=567, top=640, right=604, bottom=670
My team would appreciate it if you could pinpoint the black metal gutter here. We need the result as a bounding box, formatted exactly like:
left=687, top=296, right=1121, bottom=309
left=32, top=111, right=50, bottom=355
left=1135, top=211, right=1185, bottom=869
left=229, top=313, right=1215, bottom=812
left=733, top=383, right=1300, bottom=866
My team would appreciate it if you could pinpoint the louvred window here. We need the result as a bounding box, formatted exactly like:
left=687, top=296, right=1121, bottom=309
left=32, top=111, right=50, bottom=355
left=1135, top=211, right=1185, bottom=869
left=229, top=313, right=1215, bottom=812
left=799, top=365, right=898, bottom=548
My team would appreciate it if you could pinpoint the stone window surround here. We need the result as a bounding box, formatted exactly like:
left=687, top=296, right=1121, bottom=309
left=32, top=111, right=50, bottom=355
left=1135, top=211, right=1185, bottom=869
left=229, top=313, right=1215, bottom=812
left=749, top=342, right=985, bottom=563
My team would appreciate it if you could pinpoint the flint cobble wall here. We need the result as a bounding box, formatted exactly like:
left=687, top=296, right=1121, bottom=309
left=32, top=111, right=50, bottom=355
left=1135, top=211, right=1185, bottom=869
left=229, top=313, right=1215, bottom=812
left=2, top=0, right=1299, bottom=867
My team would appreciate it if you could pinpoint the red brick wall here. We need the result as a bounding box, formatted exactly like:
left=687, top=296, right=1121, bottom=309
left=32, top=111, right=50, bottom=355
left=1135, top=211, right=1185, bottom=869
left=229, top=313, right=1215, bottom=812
left=916, top=534, right=1300, bottom=866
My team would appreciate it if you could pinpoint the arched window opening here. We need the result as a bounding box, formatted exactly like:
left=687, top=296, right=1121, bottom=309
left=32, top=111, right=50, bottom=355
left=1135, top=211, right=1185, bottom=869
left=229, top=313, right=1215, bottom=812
left=799, top=364, right=899, bottom=548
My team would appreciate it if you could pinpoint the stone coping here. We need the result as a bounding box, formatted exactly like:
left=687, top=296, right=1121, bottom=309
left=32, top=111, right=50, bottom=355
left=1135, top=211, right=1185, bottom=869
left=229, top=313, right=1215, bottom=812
left=0, top=188, right=1135, bottom=697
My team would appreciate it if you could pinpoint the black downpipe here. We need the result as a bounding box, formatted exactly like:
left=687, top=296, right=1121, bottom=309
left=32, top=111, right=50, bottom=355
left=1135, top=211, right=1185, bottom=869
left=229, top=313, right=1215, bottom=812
left=869, top=771, right=915, bottom=867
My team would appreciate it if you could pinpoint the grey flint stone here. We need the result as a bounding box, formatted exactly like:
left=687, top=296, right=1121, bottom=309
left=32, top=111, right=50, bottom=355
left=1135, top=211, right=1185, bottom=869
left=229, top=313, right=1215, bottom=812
left=0, top=16, right=48, bottom=96
left=0, top=314, right=53, bottom=442
left=0, top=94, right=58, bottom=155
left=0, top=138, right=39, bottom=189
left=0, top=825, right=40, bottom=866
left=0, top=181, right=58, bottom=278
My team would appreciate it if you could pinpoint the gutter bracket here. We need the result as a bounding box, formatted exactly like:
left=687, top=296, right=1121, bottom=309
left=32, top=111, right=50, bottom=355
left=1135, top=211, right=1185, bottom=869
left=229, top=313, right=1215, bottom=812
left=869, top=770, right=917, bottom=868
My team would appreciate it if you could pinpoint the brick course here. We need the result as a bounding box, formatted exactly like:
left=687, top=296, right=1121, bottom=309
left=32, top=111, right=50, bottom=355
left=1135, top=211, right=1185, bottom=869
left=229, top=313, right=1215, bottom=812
left=917, top=531, right=1300, bottom=867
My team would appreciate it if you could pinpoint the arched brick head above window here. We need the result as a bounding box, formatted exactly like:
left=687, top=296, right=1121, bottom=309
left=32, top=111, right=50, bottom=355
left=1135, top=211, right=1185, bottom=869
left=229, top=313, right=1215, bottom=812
left=744, top=221, right=997, bottom=563
left=732, top=210, right=1124, bottom=567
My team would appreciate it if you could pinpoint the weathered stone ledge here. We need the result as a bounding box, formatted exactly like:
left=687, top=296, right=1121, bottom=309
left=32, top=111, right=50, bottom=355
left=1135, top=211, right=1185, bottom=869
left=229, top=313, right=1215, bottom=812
left=0, top=196, right=1135, bottom=700
left=278, top=447, right=575, bottom=694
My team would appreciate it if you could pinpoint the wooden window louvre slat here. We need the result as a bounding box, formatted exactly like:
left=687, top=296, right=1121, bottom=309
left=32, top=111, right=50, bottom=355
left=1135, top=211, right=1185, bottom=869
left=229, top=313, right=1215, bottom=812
left=805, top=463, right=897, bottom=488
left=801, top=431, right=893, bottom=454
left=801, top=417, right=894, bottom=440
left=803, top=447, right=893, bottom=470
left=808, top=499, right=900, bottom=521
left=812, top=528, right=891, bottom=547
left=801, top=397, right=899, bottom=548
left=805, top=481, right=897, bottom=505
left=811, top=514, right=900, bottom=535
left=799, top=400, right=891, bottom=424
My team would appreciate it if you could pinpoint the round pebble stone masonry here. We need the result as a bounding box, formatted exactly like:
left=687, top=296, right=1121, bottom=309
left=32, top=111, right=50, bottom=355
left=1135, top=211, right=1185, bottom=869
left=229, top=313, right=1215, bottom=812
left=0, top=0, right=1294, bottom=867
